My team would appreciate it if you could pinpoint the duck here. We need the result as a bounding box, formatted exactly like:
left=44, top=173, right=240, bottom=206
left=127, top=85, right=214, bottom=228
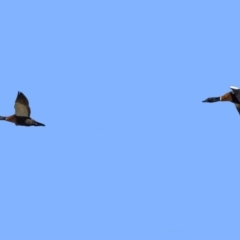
left=0, top=91, right=45, bottom=126
left=202, top=86, right=240, bottom=114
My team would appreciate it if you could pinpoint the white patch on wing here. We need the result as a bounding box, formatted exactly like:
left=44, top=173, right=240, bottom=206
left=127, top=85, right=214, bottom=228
left=14, top=102, right=29, bottom=117
left=230, top=86, right=240, bottom=90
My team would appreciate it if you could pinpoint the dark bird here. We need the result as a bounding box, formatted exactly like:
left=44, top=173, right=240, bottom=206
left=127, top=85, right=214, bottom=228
left=0, top=91, right=45, bottom=126
left=202, top=86, right=240, bottom=114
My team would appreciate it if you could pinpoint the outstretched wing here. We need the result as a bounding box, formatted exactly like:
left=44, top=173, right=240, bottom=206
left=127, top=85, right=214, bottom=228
left=234, top=104, right=240, bottom=114
left=230, top=86, right=240, bottom=101
left=14, top=91, right=31, bottom=117
left=230, top=87, right=240, bottom=114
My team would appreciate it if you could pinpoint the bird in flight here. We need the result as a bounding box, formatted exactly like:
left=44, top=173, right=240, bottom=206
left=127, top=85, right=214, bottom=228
left=202, top=86, right=240, bottom=115
left=0, top=91, right=45, bottom=126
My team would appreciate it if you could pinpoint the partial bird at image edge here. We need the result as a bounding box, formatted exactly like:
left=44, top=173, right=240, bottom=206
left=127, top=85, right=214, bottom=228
left=202, top=86, right=240, bottom=115
left=0, top=91, right=45, bottom=127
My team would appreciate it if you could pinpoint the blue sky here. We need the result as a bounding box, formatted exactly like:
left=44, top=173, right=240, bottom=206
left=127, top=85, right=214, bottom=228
left=0, top=0, right=240, bottom=239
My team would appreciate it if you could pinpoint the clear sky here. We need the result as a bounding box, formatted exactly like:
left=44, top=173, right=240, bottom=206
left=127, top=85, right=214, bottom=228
left=0, top=0, right=240, bottom=239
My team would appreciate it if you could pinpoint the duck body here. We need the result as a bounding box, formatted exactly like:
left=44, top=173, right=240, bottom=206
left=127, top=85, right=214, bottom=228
left=17, top=117, right=45, bottom=126
left=2, top=115, right=45, bottom=126
left=0, top=91, right=45, bottom=127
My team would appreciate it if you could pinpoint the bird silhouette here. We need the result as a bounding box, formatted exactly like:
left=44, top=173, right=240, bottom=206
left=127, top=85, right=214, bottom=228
left=202, top=86, right=240, bottom=115
left=0, top=91, right=45, bottom=126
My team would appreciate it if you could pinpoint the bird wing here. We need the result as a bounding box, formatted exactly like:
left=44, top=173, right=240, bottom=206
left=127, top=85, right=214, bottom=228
left=14, top=91, right=31, bottom=117
left=235, top=104, right=240, bottom=114
left=230, top=86, right=240, bottom=102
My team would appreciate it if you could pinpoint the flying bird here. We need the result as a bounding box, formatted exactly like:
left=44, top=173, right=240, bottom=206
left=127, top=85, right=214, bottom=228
left=202, top=86, right=240, bottom=114
left=0, top=91, right=45, bottom=126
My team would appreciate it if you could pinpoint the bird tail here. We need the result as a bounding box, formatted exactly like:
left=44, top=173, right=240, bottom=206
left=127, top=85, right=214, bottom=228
left=34, top=121, right=45, bottom=126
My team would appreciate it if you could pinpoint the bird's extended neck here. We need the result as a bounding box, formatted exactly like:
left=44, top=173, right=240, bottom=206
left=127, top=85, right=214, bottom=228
left=220, top=92, right=233, bottom=102
left=202, top=97, right=221, bottom=103
left=0, top=116, right=6, bottom=120
left=202, top=92, right=235, bottom=103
